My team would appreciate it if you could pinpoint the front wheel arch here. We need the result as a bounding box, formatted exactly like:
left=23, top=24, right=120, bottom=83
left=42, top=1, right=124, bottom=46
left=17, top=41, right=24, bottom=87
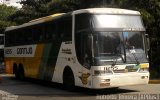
left=63, top=66, right=75, bottom=91
left=17, top=63, right=25, bottom=80
left=13, top=63, right=17, bottom=74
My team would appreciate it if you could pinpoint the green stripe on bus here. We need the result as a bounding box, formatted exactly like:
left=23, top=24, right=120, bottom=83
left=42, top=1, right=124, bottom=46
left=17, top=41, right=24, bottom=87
left=39, top=42, right=61, bottom=81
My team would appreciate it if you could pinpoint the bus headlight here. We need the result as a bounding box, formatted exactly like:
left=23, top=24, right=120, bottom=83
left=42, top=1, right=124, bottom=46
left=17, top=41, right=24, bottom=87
left=94, top=70, right=113, bottom=76
left=139, top=68, right=149, bottom=73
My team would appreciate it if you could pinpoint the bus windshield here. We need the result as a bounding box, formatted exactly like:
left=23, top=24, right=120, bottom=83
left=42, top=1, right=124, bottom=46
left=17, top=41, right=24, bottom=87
left=93, top=31, right=148, bottom=65
left=75, top=14, right=144, bottom=32
left=75, top=13, right=148, bottom=66
left=92, top=14, right=143, bottom=29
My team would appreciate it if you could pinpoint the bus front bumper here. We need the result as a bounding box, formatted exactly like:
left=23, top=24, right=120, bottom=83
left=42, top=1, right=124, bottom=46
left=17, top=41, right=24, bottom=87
left=92, top=72, right=149, bottom=89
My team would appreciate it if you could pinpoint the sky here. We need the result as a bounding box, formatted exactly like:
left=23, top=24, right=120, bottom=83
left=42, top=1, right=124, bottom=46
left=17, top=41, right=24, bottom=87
left=0, top=0, right=22, bottom=8
left=7, top=0, right=21, bottom=3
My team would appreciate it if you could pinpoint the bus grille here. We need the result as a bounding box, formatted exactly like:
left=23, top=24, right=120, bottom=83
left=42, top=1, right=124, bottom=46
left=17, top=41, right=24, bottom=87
left=113, top=69, right=127, bottom=73
left=113, top=69, right=138, bottom=73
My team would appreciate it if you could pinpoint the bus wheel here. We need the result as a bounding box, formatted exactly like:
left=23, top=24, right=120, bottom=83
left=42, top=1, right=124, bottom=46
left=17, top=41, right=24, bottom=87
left=13, top=64, right=19, bottom=79
left=63, top=68, right=75, bottom=91
left=17, top=64, right=25, bottom=80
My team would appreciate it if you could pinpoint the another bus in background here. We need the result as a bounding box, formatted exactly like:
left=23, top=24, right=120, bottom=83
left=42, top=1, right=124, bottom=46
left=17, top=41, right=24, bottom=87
left=0, top=29, right=4, bottom=73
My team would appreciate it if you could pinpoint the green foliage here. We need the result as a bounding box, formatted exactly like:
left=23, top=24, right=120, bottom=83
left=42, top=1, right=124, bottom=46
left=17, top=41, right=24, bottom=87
left=10, top=0, right=52, bottom=24
left=0, top=4, right=17, bottom=20
left=0, top=4, right=17, bottom=30
left=48, top=0, right=81, bottom=13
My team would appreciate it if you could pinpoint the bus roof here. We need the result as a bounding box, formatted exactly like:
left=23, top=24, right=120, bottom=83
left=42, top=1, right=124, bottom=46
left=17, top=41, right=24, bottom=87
left=72, top=8, right=141, bottom=15
left=5, top=8, right=141, bottom=31
left=29, top=13, right=65, bottom=23
left=5, top=13, right=65, bottom=31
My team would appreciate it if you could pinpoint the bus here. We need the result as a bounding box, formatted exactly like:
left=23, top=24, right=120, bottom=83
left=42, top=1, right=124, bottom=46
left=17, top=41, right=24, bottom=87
left=0, top=33, right=4, bottom=61
left=0, top=29, right=4, bottom=73
left=4, top=8, right=149, bottom=90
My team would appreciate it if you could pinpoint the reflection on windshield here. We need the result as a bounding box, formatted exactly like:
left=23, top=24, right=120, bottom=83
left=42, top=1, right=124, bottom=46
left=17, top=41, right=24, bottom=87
left=123, top=32, right=147, bottom=64
left=93, top=32, right=122, bottom=55
left=93, top=32, right=148, bottom=65
left=93, top=32, right=124, bottom=65
left=92, top=15, right=144, bottom=29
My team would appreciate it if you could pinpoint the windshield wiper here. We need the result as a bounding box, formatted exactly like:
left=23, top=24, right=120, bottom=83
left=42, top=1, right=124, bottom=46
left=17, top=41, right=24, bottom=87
left=128, top=46, right=140, bottom=65
left=111, top=56, right=118, bottom=67
left=111, top=54, right=125, bottom=67
left=131, top=52, right=140, bottom=65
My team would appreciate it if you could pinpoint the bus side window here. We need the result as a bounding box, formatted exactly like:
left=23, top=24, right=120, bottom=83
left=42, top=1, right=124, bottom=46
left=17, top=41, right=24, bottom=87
left=5, top=32, right=12, bottom=46
left=0, top=35, right=4, bottom=45
left=75, top=13, right=91, bottom=32
left=32, top=24, right=44, bottom=43
left=22, top=28, right=33, bottom=44
left=65, top=19, right=72, bottom=40
left=45, top=22, right=57, bottom=41
left=57, top=20, right=65, bottom=39
left=15, top=29, right=23, bottom=45
left=10, top=31, right=17, bottom=45
left=57, top=17, right=72, bottom=41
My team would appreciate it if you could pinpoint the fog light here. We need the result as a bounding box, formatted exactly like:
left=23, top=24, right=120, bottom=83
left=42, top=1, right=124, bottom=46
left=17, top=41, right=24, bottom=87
left=100, top=83, right=110, bottom=87
left=139, top=68, right=149, bottom=73
left=141, top=76, right=148, bottom=79
left=101, top=79, right=110, bottom=82
left=94, top=70, right=112, bottom=76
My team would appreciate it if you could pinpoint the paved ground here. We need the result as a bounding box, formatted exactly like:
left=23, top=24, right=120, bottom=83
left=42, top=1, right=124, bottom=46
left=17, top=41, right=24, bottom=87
left=0, top=74, right=159, bottom=100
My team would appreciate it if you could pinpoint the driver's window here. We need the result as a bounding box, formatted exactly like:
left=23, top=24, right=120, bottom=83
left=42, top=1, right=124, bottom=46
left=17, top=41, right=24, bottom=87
left=82, top=34, right=92, bottom=69
left=75, top=32, right=92, bottom=69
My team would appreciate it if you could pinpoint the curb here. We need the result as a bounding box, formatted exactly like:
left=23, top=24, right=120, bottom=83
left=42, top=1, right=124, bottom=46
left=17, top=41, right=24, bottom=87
left=0, top=74, right=14, bottom=77
left=149, top=80, right=160, bottom=84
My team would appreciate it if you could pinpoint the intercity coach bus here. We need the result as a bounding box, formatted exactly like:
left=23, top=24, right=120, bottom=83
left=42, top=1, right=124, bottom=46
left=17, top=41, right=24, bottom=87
left=4, top=8, right=149, bottom=90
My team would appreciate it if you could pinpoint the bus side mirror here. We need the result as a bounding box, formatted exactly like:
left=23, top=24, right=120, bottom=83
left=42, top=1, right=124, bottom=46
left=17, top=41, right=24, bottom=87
left=145, top=34, right=150, bottom=51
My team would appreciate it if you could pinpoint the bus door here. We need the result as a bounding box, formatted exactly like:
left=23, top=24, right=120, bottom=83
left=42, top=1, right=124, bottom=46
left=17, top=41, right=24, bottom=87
left=76, top=32, right=92, bottom=86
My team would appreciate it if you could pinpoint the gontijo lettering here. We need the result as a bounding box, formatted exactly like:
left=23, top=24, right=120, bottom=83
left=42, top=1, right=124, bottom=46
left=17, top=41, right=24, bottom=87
left=17, top=47, right=32, bottom=54
left=5, top=49, right=12, bottom=54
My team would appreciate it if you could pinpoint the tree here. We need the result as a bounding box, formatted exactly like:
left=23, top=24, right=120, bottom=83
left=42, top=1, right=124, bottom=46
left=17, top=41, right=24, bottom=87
left=0, top=4, right=17, bottom=33
left=10, top=0, right=52, bottom=24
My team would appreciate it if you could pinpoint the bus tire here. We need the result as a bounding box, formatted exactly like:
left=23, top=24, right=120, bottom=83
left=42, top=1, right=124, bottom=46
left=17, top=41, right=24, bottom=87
left=63, top=67, right=75, bottom=91
left=17, top=64, right=25, bottom=80
left=13, top=64, right=19, bottom=79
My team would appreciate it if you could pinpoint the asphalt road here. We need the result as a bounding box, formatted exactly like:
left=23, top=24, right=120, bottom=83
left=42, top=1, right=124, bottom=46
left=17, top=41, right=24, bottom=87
left=0, top=74, right=160, bottom=100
